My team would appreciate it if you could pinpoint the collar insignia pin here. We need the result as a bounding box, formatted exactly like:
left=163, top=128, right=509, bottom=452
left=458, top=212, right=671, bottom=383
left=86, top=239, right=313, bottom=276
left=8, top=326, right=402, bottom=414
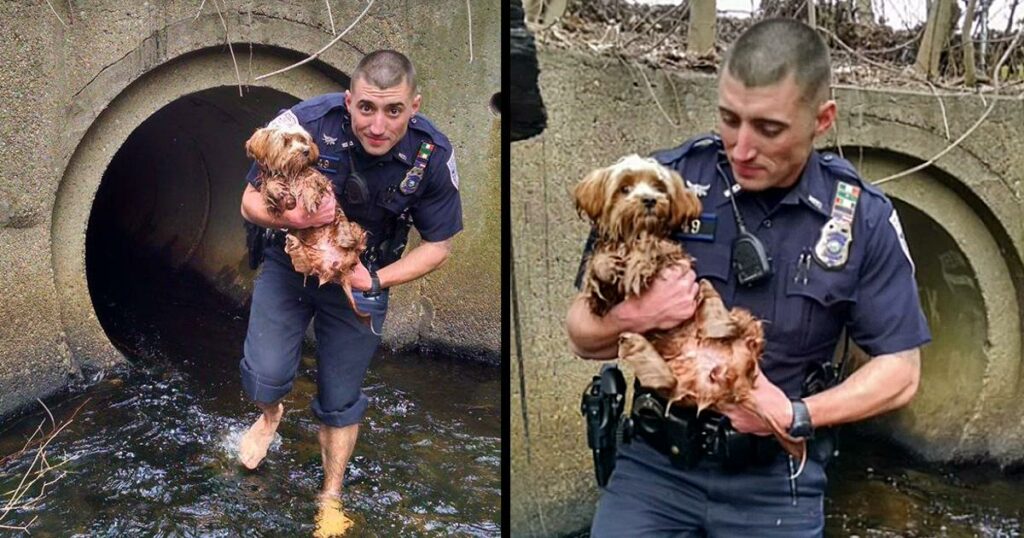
left=685, top=180, right=710, bottom=198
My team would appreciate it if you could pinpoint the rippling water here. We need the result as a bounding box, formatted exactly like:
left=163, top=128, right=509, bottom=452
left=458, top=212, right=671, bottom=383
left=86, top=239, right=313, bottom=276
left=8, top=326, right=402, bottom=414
left=0, top=265, right=501, bottom=536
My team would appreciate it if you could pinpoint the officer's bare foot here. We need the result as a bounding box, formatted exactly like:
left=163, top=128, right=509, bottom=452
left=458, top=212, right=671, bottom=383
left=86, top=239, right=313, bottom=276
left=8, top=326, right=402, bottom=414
left=314, top=493, right=354, bottom=537
left=238, top=403, right=284, bottom=469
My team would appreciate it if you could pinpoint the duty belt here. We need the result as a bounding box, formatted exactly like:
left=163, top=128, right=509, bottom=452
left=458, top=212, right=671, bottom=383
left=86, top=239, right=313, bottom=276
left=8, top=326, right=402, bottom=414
left=267, top=229, right=287, bottom=248
left=630, top=385, right=782, bottom=470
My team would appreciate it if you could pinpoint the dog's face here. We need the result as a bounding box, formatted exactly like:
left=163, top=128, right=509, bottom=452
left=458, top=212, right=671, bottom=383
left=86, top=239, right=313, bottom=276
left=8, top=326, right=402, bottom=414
left=245, top=124, right=320, bottom=177
left=574, top=154, right=701, bottom=240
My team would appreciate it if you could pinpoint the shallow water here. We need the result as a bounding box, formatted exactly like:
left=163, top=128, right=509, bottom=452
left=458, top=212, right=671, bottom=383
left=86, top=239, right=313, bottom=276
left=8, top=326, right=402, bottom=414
left=825, top=433, right=1024, bottom=537
left=0, top=265, right=501, bottom=537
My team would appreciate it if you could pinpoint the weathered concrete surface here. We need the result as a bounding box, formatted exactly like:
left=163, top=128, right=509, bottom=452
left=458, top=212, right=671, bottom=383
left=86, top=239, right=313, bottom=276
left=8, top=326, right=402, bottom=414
left=511, top=48, right=1024, bottom=536
left=0, top=0, right=500, bottom=419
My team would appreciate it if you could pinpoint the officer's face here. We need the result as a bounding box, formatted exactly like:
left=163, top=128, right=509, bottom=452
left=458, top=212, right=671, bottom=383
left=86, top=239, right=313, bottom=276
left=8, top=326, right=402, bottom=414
left=346, top=77, right=422, bottom=157
left=717, top=72, right=836, bottom=191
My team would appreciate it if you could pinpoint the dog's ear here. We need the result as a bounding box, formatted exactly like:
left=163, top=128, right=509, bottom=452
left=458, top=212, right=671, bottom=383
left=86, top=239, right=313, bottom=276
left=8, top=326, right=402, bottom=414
left=306, top=134, right=320, bottom=162
left=245, top=128, right=273, bottom=162
left=665, top=168, right=702, bottom=230
left=574, top=166, right=612, bottom=222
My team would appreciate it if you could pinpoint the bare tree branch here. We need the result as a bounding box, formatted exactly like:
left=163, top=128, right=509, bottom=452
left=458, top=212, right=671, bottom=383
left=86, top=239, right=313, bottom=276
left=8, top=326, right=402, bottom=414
left=255, top=0, right=375, bottom=82
left=873, top=27, right=1024, bottom=195
left=44, top=0, right=68, bottom=28
left=211, top=0, right=244, bottom=97
left=326, top=0, right=336, bottom=35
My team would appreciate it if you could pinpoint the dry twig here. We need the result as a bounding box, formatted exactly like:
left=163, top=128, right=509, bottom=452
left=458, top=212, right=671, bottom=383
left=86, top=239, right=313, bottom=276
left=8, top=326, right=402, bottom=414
left=633, top=61, right=679, bottom=128
left=326, top=0, right=336, bottom=35
left=44, top=0, right=68, bottom=28
left=0, top=398, right=90, bottom=533
left=255, top=0, right=375, bottom=82
left=467, top=0, right=475, bottom=63
left=194, top=0, right=207, bottom=21
left=211, top=0, right=244, bottom=97
left=926, top=81, right=951, bottom=140
left=873, top=26, right=1024, bottom=195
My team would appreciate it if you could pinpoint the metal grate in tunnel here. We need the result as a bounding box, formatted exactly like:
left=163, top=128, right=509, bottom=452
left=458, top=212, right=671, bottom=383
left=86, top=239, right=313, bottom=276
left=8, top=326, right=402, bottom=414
left=85, top=86, right=299, bottom=360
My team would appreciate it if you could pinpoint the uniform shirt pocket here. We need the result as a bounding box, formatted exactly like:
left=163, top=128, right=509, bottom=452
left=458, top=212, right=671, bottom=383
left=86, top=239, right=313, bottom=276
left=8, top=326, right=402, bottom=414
left=775, top=257, right=856, bottom=359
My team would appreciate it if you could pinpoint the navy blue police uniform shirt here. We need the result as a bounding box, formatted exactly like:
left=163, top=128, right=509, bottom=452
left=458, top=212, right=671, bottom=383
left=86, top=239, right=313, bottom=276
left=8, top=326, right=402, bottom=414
left=579, top=134, right=931, bottom=397
left=245, top=93, right=463, bottom=247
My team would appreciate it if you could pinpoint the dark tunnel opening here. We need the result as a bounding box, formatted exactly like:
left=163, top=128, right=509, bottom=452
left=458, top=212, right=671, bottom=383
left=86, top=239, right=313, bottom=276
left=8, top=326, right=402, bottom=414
left=86, top=86, right=300, bottom=361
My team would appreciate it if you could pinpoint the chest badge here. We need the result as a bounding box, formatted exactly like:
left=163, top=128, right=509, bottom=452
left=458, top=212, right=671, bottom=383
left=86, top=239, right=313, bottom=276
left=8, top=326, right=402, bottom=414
left=399, top=142, right=435, bottom=195
left=812, top=181, right=860, bottom=270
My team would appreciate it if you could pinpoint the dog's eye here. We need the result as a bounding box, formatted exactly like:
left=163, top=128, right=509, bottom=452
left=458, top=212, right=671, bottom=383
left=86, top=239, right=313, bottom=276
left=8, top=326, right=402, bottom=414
left=620, top=185, right=631, bottom=194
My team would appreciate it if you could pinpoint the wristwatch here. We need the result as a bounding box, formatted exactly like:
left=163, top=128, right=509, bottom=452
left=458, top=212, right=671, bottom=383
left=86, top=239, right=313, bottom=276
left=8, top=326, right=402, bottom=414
left=364, top=269, right=382, bottom=298
left=788, top=399, right=814, bottom=439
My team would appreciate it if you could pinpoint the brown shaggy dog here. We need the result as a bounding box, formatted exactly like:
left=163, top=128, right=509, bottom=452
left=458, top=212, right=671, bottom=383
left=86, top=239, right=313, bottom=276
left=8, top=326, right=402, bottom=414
left=245, top=123, right=368, bottom=320
left=573, top=154, right=805, bottom=468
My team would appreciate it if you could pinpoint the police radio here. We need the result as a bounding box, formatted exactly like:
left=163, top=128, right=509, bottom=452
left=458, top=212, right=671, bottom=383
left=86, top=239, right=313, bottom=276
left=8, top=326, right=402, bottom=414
left=716, top=161, right=772, bottom=286
left=732, top=230, right=772, bottom=286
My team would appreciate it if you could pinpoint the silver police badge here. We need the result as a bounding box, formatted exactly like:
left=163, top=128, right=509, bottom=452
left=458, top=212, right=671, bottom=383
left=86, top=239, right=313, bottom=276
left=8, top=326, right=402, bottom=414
left=813, top=218, right=853, bottom=270
left=400, top=166, right=425, bottom=195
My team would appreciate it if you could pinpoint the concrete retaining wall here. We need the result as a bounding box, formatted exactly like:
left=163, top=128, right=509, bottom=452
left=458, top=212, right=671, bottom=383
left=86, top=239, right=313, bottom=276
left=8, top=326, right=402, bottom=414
left=0, top=0, right=500, bottom=419
left=511, top=48, right=1024, bottom=536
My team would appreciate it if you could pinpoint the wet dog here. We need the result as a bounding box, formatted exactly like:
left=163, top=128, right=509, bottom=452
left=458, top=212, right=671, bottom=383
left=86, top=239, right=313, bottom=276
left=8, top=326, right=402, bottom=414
left=245, top=121, right=368, bottom=319
left=573, top=154, right=805, bottom=469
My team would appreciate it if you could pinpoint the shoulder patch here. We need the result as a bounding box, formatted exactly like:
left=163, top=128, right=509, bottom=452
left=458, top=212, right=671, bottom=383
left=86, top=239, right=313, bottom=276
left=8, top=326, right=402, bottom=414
left=291, top=93, right=346, bottom=123
left=651, top=134, right=721, bottom=166
left=266, top=110, right=300, bottom=130
left=447, top=149, right=459, bottom=190
left=889, top=208, right=915, bottom=274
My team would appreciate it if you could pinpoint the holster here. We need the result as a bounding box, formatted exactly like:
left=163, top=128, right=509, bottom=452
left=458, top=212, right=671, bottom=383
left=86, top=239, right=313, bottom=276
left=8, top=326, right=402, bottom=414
left=245, top=221, right=267, bottom=270
left=581, top=364, right=627, bottom=487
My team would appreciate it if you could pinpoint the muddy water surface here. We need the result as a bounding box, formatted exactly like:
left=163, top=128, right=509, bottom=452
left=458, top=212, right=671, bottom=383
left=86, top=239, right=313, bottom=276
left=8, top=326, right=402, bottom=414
left=0, top=266, right=501, bottom=536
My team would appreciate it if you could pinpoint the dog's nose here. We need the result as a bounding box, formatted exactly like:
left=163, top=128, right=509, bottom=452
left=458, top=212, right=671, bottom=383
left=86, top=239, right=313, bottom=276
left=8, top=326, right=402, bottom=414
left=643, top=197, right=656, bottom=209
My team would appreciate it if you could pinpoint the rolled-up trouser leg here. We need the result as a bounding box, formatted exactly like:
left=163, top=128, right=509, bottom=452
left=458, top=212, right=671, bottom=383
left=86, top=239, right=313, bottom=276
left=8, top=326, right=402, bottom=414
left=308, top=285, right=386, bottom=427
left=240, top=252, right=314, bottom=404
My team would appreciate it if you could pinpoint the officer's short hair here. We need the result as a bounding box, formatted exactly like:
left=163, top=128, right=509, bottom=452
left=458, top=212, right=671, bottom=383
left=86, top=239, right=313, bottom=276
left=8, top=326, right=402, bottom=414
left=723, top=18, right=831, bottom=105
left=352, top=50, right=417, bottom=95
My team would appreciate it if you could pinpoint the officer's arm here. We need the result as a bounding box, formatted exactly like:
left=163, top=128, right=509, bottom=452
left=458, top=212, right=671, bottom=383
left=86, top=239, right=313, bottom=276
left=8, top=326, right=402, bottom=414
left=240, top=184, right=334, bottom=229
left=375, top=238, right=453, bottom=288
left=566, top=296, right=633, bottom=359
left=803, top=347, right=920, bottom=429
left=567, top=264, right=700, bottom=359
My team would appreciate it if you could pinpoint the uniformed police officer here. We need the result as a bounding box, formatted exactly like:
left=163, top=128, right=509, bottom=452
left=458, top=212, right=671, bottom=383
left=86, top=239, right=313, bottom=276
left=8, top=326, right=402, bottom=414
left=236, top=50, right=462, bottom=515
left=566, top=19, right=929, bottom=537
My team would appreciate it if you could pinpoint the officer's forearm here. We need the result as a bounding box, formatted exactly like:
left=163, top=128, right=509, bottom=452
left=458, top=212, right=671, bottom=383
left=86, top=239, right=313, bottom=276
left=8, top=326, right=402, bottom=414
left=566, top=296, right=629, bottom=360
left=803, top=347, right=920, bottom=429
left=376, top=238, right=452, bottom=289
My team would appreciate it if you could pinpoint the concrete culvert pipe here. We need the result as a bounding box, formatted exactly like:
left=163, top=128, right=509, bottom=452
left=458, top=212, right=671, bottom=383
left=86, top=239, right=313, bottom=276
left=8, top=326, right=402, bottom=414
left=85, top=86, right=299, bottom=355
left=52, top=48, right=349, bottom=371
left=845, top=147, right=1024, bottom=463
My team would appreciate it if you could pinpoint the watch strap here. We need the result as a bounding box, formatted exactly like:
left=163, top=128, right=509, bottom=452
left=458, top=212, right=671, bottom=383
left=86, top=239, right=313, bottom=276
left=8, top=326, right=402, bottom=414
left=365, top=270, right=381, bottom=297
left=788, top=399, right=813, bottom=439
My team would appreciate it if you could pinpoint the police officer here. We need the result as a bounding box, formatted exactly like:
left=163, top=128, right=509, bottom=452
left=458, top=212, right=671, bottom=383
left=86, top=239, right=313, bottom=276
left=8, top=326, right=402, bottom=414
left=236, top=50, right=462, bottom=513
left=566, top=19, right=929, bottom=536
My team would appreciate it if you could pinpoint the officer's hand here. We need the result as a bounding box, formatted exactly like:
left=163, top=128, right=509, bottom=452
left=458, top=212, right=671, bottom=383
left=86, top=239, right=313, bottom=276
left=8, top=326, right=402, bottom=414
left=718, top=365, right=792, bottom=437
left=349, top=261, right=372, bottom=292
left=282, top=196, right=337, bottom=229
left=610, top=263, right=698, bottom=333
